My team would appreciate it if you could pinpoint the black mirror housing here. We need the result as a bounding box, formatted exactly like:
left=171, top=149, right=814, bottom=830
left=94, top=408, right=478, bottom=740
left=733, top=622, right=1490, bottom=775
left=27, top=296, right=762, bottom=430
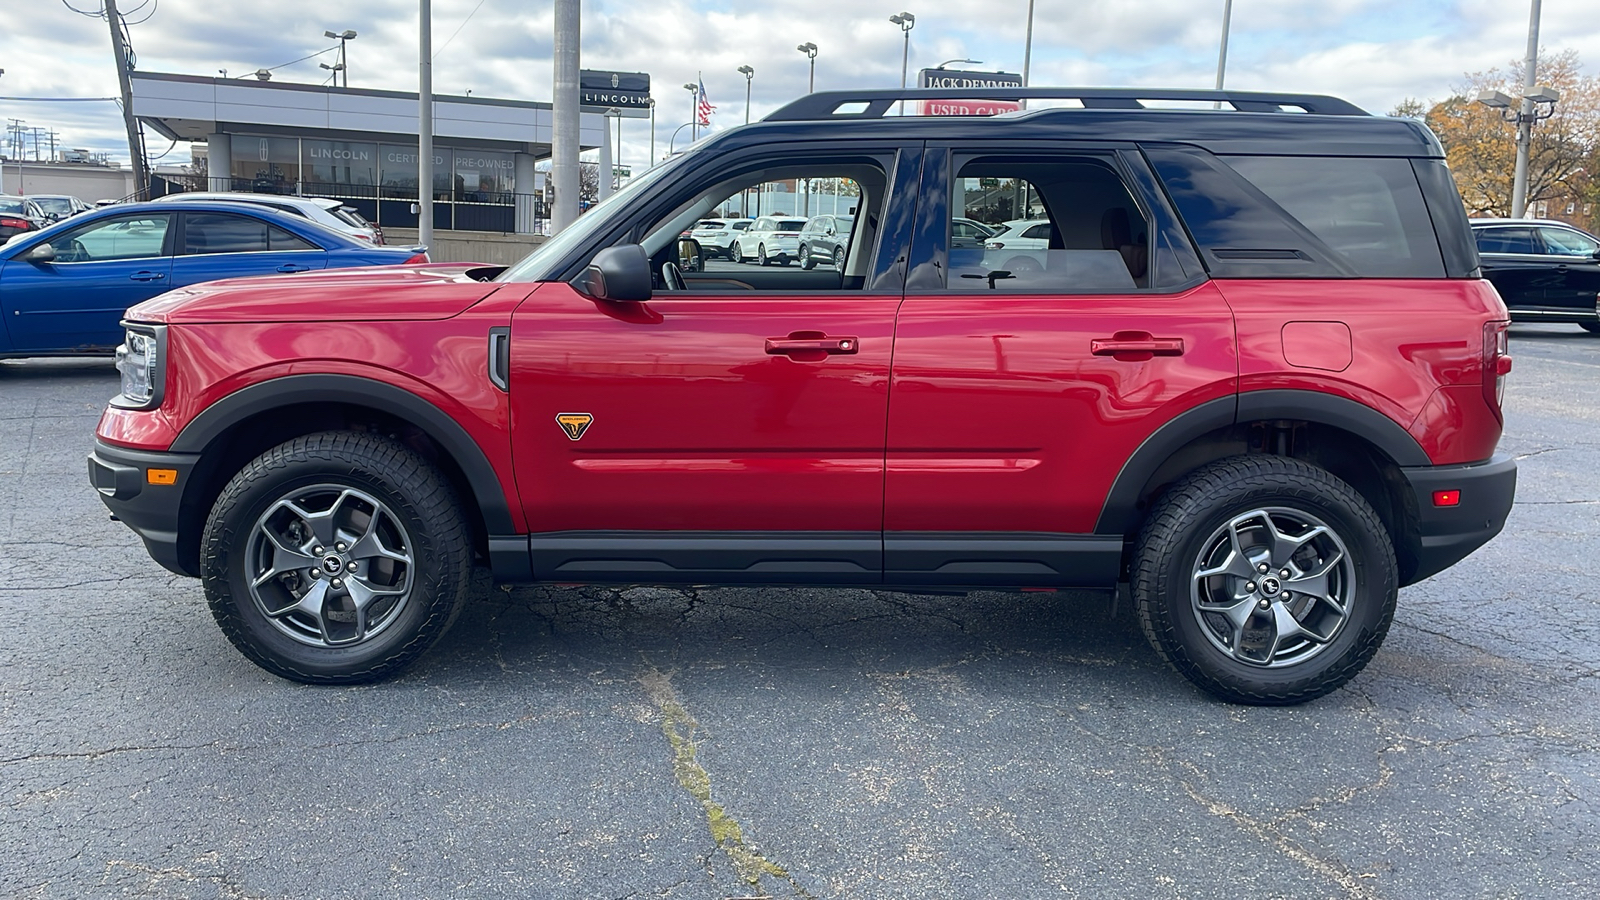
left=575, top=244, right=653, bottom=302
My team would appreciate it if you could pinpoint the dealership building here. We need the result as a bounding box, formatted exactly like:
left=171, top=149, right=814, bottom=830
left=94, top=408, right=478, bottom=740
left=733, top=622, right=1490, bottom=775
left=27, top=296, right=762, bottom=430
left=127, top=71, right=615, bottom=234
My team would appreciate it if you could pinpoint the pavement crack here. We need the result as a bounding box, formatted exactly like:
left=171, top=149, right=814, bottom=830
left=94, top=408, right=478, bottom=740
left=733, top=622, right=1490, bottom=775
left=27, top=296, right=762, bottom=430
left=639, top=664, right=814, bottom=899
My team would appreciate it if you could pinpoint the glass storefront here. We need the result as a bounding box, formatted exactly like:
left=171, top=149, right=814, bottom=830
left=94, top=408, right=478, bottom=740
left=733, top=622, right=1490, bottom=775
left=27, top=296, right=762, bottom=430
left=229, top=136, right=300, bottom=195
left=231, top=136, right=522, bottom=230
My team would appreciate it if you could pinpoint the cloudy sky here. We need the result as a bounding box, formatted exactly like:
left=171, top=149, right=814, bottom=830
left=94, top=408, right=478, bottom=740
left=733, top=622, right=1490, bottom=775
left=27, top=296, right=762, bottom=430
left=2, top=0, right=1598, bottom=169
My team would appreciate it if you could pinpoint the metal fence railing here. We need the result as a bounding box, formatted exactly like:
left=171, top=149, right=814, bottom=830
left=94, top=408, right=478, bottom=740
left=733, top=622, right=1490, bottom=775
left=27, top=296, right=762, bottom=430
left=218, top=178, right=548, bottom=234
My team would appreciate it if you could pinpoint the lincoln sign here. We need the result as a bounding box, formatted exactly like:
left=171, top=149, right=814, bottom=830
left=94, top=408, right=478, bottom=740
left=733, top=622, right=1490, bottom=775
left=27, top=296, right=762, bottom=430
left=916, top=69, right=1023, bottom=116
left=580, top=70, right=652, bottom=118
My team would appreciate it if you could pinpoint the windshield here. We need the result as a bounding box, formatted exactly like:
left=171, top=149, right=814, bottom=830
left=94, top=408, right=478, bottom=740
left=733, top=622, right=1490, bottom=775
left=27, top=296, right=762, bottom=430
left=497, top=153, right=692, bottom=283
left=776, top=221, right=805, bottom=232
left=333, top=207, right=371, bottom=227
left=0, top=198, right=29, bottom=215
left=32, top=198, right=73, bottom=215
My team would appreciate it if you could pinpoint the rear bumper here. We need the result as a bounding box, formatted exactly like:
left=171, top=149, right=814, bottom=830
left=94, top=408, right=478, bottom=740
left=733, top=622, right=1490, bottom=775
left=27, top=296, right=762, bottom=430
left=88, top=441, right=200, bottom=577
left=1400, top=453, right=1516, bottom=585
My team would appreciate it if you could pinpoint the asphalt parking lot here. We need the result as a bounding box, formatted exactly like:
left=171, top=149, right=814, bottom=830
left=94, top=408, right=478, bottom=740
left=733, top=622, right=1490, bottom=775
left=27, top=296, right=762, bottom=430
left=2, top=325, right=1596, bottom=900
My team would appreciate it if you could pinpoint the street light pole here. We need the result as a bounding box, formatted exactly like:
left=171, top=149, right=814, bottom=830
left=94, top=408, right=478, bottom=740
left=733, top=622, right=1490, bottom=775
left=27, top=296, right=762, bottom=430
left=738, top=65, right=754, bottom=123
left=551, top=0, right=581, bottom=232
left=1512, top=0, right=1543, bottom=218
left=683, top=82, right=699, bottom=142
left=796, top=43, right=817, bottom=93
left=1214, top=0, right=1233, bottom=108
left=417, top=1, right=433, bottom=250
left=1022, top=0, right=1035, bottom=109
left=324, top=30, right=357, bottom=87
left=647, top=98, right=657, bottom=166
left=889, top=12, right=915, bottom=115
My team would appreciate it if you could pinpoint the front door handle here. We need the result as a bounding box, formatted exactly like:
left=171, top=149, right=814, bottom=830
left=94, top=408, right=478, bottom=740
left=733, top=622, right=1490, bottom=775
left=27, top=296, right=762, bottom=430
left=1091, top=333, right=1185, bottom=359
left=276, top=264, right=312, bottom=273
left=128, top=271, right=166, bottom=282
left=765, top=333, right=859, bottom=356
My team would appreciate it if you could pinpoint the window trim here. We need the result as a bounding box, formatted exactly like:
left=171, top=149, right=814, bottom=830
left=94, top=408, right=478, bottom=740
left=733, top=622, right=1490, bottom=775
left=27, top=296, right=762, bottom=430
left=908, top=141, right=1202, bottom=295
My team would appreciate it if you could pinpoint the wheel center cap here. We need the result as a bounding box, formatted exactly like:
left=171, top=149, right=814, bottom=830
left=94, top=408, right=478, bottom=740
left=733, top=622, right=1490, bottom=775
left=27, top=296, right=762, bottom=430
left=321, top=555, right=345, bottom=576
left=1260, top=576, right=1282, bottom=596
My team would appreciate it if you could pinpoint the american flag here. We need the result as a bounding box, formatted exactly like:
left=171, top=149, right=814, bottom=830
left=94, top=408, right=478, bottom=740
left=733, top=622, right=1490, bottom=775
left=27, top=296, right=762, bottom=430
left=696, top=78, right=715, bottom=126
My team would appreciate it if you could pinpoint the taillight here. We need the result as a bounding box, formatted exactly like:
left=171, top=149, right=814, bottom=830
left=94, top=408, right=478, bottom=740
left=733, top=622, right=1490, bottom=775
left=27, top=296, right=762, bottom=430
left=1482, top=320, right=1511, bottom=420
left=985, top=241, right=1004, bottom=250
left=403, top=252, right=429, bottom=264
left=0, top=216, right=30, bottom=230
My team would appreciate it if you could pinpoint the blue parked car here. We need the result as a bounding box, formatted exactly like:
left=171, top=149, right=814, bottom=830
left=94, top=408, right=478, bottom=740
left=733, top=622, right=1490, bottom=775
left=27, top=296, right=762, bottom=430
left=0, top=200, right=426, bottom=358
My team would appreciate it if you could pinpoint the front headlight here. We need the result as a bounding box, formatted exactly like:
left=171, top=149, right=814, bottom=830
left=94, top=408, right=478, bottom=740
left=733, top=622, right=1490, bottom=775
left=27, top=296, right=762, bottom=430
left=112, top=324, right=166, bottom=410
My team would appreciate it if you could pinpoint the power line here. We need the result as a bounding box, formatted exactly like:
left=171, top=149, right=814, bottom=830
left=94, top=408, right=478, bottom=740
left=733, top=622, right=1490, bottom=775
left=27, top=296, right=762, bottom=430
left=434, top=0, right=489, bottom=60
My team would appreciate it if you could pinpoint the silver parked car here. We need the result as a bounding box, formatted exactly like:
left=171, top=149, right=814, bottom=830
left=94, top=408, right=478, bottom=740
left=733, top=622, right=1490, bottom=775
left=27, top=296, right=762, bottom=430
left=155, top=192, right=384, bottom=245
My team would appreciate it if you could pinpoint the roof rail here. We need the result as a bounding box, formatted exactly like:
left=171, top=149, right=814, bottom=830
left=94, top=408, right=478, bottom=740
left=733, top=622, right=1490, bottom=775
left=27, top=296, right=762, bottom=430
left=764, top=87, right=1369, bottom=122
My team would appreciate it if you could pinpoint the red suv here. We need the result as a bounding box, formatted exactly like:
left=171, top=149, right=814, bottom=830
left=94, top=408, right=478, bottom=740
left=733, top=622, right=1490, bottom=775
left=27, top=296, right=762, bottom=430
left=89, top=88, right=1516, bottom=704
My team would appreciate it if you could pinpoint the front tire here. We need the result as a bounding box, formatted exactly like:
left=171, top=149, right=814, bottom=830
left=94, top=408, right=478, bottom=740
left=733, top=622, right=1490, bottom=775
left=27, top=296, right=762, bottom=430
left=1132, top=455, right=1397, bottom=705
left=1580, top=321, right=1600, bottom=335
left=733, top=242, right=746, bottom=264
left=799, top=243, right=815, bottom=269
left=200, top=431, right=472, bottom=684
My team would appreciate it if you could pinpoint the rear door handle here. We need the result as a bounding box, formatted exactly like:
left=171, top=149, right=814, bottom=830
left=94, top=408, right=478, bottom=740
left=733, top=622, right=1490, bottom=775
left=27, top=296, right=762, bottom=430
left=765, top=334, right=859, bottom=355
left=128, top=271, right=166, bottom=282
left=276, top=264, right=312, bottom=273
left=1091, top=334, right=1185, bottom=358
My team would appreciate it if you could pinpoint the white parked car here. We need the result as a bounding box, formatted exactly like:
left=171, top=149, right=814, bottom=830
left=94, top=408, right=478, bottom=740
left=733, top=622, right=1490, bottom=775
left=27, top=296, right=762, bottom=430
left=156, top=192, right=384, bottom=245
left=734, top=216, right=807, bottom=266
left=981, top=218, right=1053, bottom=272
left=689, top=218, right=753, bottom=259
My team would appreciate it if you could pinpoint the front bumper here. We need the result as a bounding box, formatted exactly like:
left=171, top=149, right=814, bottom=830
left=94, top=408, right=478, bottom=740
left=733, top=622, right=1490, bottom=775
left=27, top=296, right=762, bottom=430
left=1400, top=452, right=1517, bottom=585
left=88, top=441, right=201, bottom=577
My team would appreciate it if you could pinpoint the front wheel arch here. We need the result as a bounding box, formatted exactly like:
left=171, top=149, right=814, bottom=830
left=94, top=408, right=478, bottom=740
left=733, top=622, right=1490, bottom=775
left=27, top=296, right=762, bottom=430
left=170, top=375, right=513, bottom=577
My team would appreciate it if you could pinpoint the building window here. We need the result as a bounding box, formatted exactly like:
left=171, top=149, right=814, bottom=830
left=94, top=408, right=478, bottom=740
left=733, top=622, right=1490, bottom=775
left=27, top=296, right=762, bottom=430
left=302, top=140, right=378, bottom=198
left=230, top=136, right=300, bottom=194
left=378, top=144, right=449, bottom=200
left=450, top=150, right=515, bottom=202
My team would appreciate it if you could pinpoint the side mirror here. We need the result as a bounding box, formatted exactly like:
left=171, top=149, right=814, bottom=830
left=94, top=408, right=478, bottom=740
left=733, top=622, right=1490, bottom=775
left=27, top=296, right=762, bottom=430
left=574, top=244, right=653, bottom=302
left=678, top=237, right=703, bottom=273
left=18, top=243, right=56, bottom=263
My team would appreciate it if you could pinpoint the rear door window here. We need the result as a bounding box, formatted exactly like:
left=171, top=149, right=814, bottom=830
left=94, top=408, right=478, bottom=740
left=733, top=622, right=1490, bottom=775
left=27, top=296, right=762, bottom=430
left=1474, top=227, right=1538, bottom=254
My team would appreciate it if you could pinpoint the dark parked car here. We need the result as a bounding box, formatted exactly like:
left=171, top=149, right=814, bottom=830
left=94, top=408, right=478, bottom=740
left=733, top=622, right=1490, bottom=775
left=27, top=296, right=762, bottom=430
left=797, top=214, right=855, bottom=269
left=0, top=200, right=427, bottom=358
left=0, top=195, right=47, bottom=242
left=1472, top=218, right=1600, bottom=334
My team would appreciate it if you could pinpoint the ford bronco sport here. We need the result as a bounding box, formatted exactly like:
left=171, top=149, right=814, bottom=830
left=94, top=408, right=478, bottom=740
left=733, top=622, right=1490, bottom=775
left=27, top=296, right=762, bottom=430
left=89, top=88, right=1516, bottom=704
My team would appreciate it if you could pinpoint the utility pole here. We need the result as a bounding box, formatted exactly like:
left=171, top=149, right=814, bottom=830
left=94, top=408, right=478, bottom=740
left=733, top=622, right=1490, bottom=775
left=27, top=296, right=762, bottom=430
left=1021, top=0, right=1035, bottom=109
left=1214, top=0, right=1234, bottom=109
left=105, top=0, right=149, bottom=196
left=551, top=0, right=581, bottom=233
left=1511, top=0, right=1542, bottom=219
left=418, top=0, right=434, bottom=251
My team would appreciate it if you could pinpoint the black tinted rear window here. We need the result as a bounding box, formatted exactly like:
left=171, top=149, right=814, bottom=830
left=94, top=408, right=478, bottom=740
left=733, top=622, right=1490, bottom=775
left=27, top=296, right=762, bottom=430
left=1222, top=156, right=1444, bottom=278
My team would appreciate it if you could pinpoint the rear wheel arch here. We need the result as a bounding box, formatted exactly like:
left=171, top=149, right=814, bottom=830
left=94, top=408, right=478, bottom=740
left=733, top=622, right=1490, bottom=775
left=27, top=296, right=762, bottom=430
left=1097, top=391, right=1429, bottom=584
left=169, top=374, right=513, bottom=576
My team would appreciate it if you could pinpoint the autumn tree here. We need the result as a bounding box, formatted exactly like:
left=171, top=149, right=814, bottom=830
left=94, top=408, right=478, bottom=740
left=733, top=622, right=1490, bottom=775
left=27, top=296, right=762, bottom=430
left=1424, top=49, right=1599, bottom=228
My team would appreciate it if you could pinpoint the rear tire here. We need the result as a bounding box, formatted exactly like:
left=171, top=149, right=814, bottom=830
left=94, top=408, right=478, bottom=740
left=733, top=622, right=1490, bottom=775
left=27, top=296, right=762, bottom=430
left=200, top=431, right=471, bottom=684
left=1580, top=322, right=1600, bottom=335
left=758, top=244, right=771, bottom=266
left=1132, top=455, right=1397, bottom=705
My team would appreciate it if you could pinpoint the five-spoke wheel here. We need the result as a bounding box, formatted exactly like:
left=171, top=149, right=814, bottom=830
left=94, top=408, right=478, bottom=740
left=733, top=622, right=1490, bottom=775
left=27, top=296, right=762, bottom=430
left=1133, top=455, right=1396, bottom=705
left=202, top=431, right=471, bottom=684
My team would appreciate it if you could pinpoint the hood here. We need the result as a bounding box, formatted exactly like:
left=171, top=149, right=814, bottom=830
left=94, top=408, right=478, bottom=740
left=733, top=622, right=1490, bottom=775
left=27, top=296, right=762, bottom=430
left=127, top=263, right=507, bottom=325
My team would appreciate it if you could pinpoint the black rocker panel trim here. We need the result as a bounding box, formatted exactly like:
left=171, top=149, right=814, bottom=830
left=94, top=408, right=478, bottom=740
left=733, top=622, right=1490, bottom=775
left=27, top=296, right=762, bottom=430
left=170, top=373, right=516, bottom=534
left=516, top=531, right=1124, bottom=589
left=527, top=531, right=882, bottom=585
left=884, top=532, right=1122, bottom=588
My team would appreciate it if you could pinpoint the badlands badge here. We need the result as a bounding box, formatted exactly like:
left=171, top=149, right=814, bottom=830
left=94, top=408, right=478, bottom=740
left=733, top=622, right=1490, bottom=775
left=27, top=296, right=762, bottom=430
left=555, top=412, right=594, bottom=441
